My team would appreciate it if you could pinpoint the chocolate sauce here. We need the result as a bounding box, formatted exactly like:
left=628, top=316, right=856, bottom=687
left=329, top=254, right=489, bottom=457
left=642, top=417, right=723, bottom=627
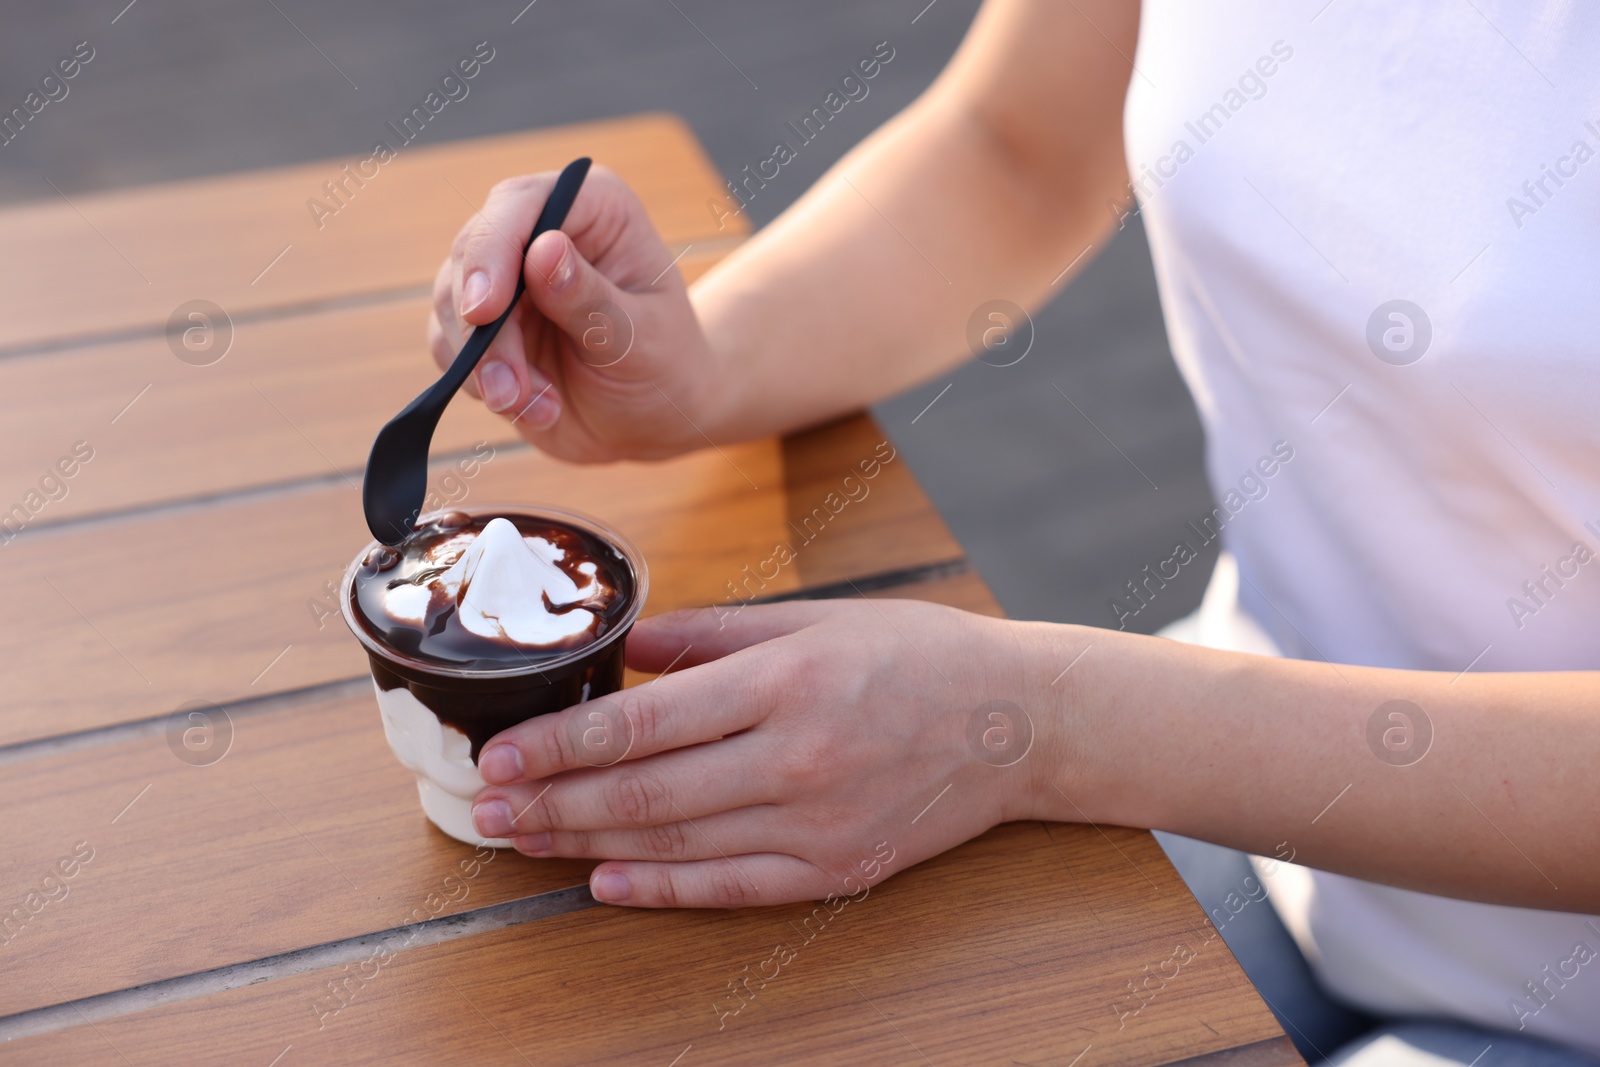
left=349, top=511, right=634, bottom=672
left=366, top=652, right=624, bottom=761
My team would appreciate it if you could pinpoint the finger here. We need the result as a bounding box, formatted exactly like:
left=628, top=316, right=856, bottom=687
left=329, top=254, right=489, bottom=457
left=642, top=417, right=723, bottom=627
left=470, top=313, right=529, bottom=414
left=589, top=854, right=832, bottom=909
left=521, top=230, right=635, bottom=363
left=626, top=602, right=826, bottom=674
left=456, top=173, right=561, bottom=326
left=473, top=733, right=771, bottom=837
left=476, top=643, right=781, bottom=784
left=474, top=300, right=562, bottom=429
left=507, top=806, right=777, bottom=863
left=491, top=366, right=563, bottom=431
left=506, top=304, right=566, bottom=432
left=429, top=260, right=479, bottom=400
left=432, top=256, right=460, bottom=345
left=440, top=259, right=563, bottom=425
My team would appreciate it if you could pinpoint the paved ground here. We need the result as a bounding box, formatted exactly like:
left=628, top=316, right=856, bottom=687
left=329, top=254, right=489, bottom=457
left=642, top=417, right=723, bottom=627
left=1, top=0, right=1215, bottom=631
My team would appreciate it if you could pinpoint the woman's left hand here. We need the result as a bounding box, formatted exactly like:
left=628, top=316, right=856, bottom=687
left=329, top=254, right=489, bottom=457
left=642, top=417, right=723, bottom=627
left=468, top=598, right=1048, bottom=908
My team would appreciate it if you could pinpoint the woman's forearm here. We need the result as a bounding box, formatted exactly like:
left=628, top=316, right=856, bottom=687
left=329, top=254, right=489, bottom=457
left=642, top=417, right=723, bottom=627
left=688, top=0, right=1139, bottom=443
left=1018, top=622, right=1600, bottom=911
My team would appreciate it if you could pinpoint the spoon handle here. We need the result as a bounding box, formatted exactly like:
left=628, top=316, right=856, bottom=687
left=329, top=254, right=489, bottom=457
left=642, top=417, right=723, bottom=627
left=437, top=156, right=592, bottom=395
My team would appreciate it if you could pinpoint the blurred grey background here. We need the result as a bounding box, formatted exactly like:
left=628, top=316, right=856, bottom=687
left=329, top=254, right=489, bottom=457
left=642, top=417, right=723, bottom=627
left=0, top=0, right=1215, bottom=632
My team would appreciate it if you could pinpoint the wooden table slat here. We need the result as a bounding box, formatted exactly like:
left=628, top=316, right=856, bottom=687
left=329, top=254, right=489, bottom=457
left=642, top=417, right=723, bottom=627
left=0, top=114, right=743, bottom=353
left=0, top=418, right=963, bottom=747
left=0, top=250, right=727, bottom=531
left=4, top=822, right=1292, bottom=1067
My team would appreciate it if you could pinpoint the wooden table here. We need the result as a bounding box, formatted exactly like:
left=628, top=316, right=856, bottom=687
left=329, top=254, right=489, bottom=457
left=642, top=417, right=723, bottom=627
left=0, top=115, right=1299, bottom=1066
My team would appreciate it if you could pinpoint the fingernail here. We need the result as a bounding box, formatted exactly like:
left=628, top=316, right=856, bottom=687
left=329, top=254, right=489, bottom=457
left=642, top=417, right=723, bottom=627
left=518, top=391, right=560, bottom=430
left=547, top=240, right=575, bottom=291
left=461, top=270, right=490, bottom=314
left=515, top=832, right=552, bottom=855
left=591, top=871, right=630, bottom=903
left=480, top=361, right=517, bottom=413
left=473, top=799, right=513, bottom=837
left=478, top=744, right=523, bottom=784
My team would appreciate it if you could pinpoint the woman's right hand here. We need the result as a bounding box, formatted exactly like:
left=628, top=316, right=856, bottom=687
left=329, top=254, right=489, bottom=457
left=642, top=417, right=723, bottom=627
left=427, top=164, right=728, bottom=463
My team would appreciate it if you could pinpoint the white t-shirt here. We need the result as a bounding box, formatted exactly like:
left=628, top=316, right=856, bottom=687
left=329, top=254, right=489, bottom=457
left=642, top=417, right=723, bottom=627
left=1125, top=0, right=1600, bottom=1052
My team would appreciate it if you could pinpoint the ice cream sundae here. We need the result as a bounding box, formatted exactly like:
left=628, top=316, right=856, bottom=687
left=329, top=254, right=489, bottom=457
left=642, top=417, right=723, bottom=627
left=343, top=507, right=647, bottom=846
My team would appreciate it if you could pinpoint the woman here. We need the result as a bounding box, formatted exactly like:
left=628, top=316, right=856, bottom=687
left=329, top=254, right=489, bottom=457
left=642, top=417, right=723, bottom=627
left=429, top=1, right=1600, bottom=1061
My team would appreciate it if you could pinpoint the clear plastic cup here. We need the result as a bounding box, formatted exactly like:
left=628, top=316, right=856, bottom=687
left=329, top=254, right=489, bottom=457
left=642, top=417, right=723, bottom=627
left=341, top=505, right=648, bottom=846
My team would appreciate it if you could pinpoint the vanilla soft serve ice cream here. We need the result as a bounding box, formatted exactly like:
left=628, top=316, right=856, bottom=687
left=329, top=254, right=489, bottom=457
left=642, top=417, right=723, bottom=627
left=384, top=517, right=609, bottom=648
left=342, top=509, right=645, bottom=847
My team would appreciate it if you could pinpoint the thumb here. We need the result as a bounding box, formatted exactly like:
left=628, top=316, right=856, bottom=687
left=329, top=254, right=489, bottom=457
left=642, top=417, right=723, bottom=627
left=625, top=602, right=828, bottom=674
left=523, top=230, right=637, bottom=373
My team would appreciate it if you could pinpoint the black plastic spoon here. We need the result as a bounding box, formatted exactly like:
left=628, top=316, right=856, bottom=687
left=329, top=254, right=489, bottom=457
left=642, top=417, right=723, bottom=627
left=362, top=157, right=592, bottom=545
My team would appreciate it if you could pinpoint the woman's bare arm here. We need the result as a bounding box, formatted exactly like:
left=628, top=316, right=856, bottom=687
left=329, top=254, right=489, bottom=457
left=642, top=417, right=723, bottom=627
left=1026, top=624, right=1600, bottom=911
left=692, top=0, right=1141, bottom=442
left=432, top=0, right=1139, bottom=460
